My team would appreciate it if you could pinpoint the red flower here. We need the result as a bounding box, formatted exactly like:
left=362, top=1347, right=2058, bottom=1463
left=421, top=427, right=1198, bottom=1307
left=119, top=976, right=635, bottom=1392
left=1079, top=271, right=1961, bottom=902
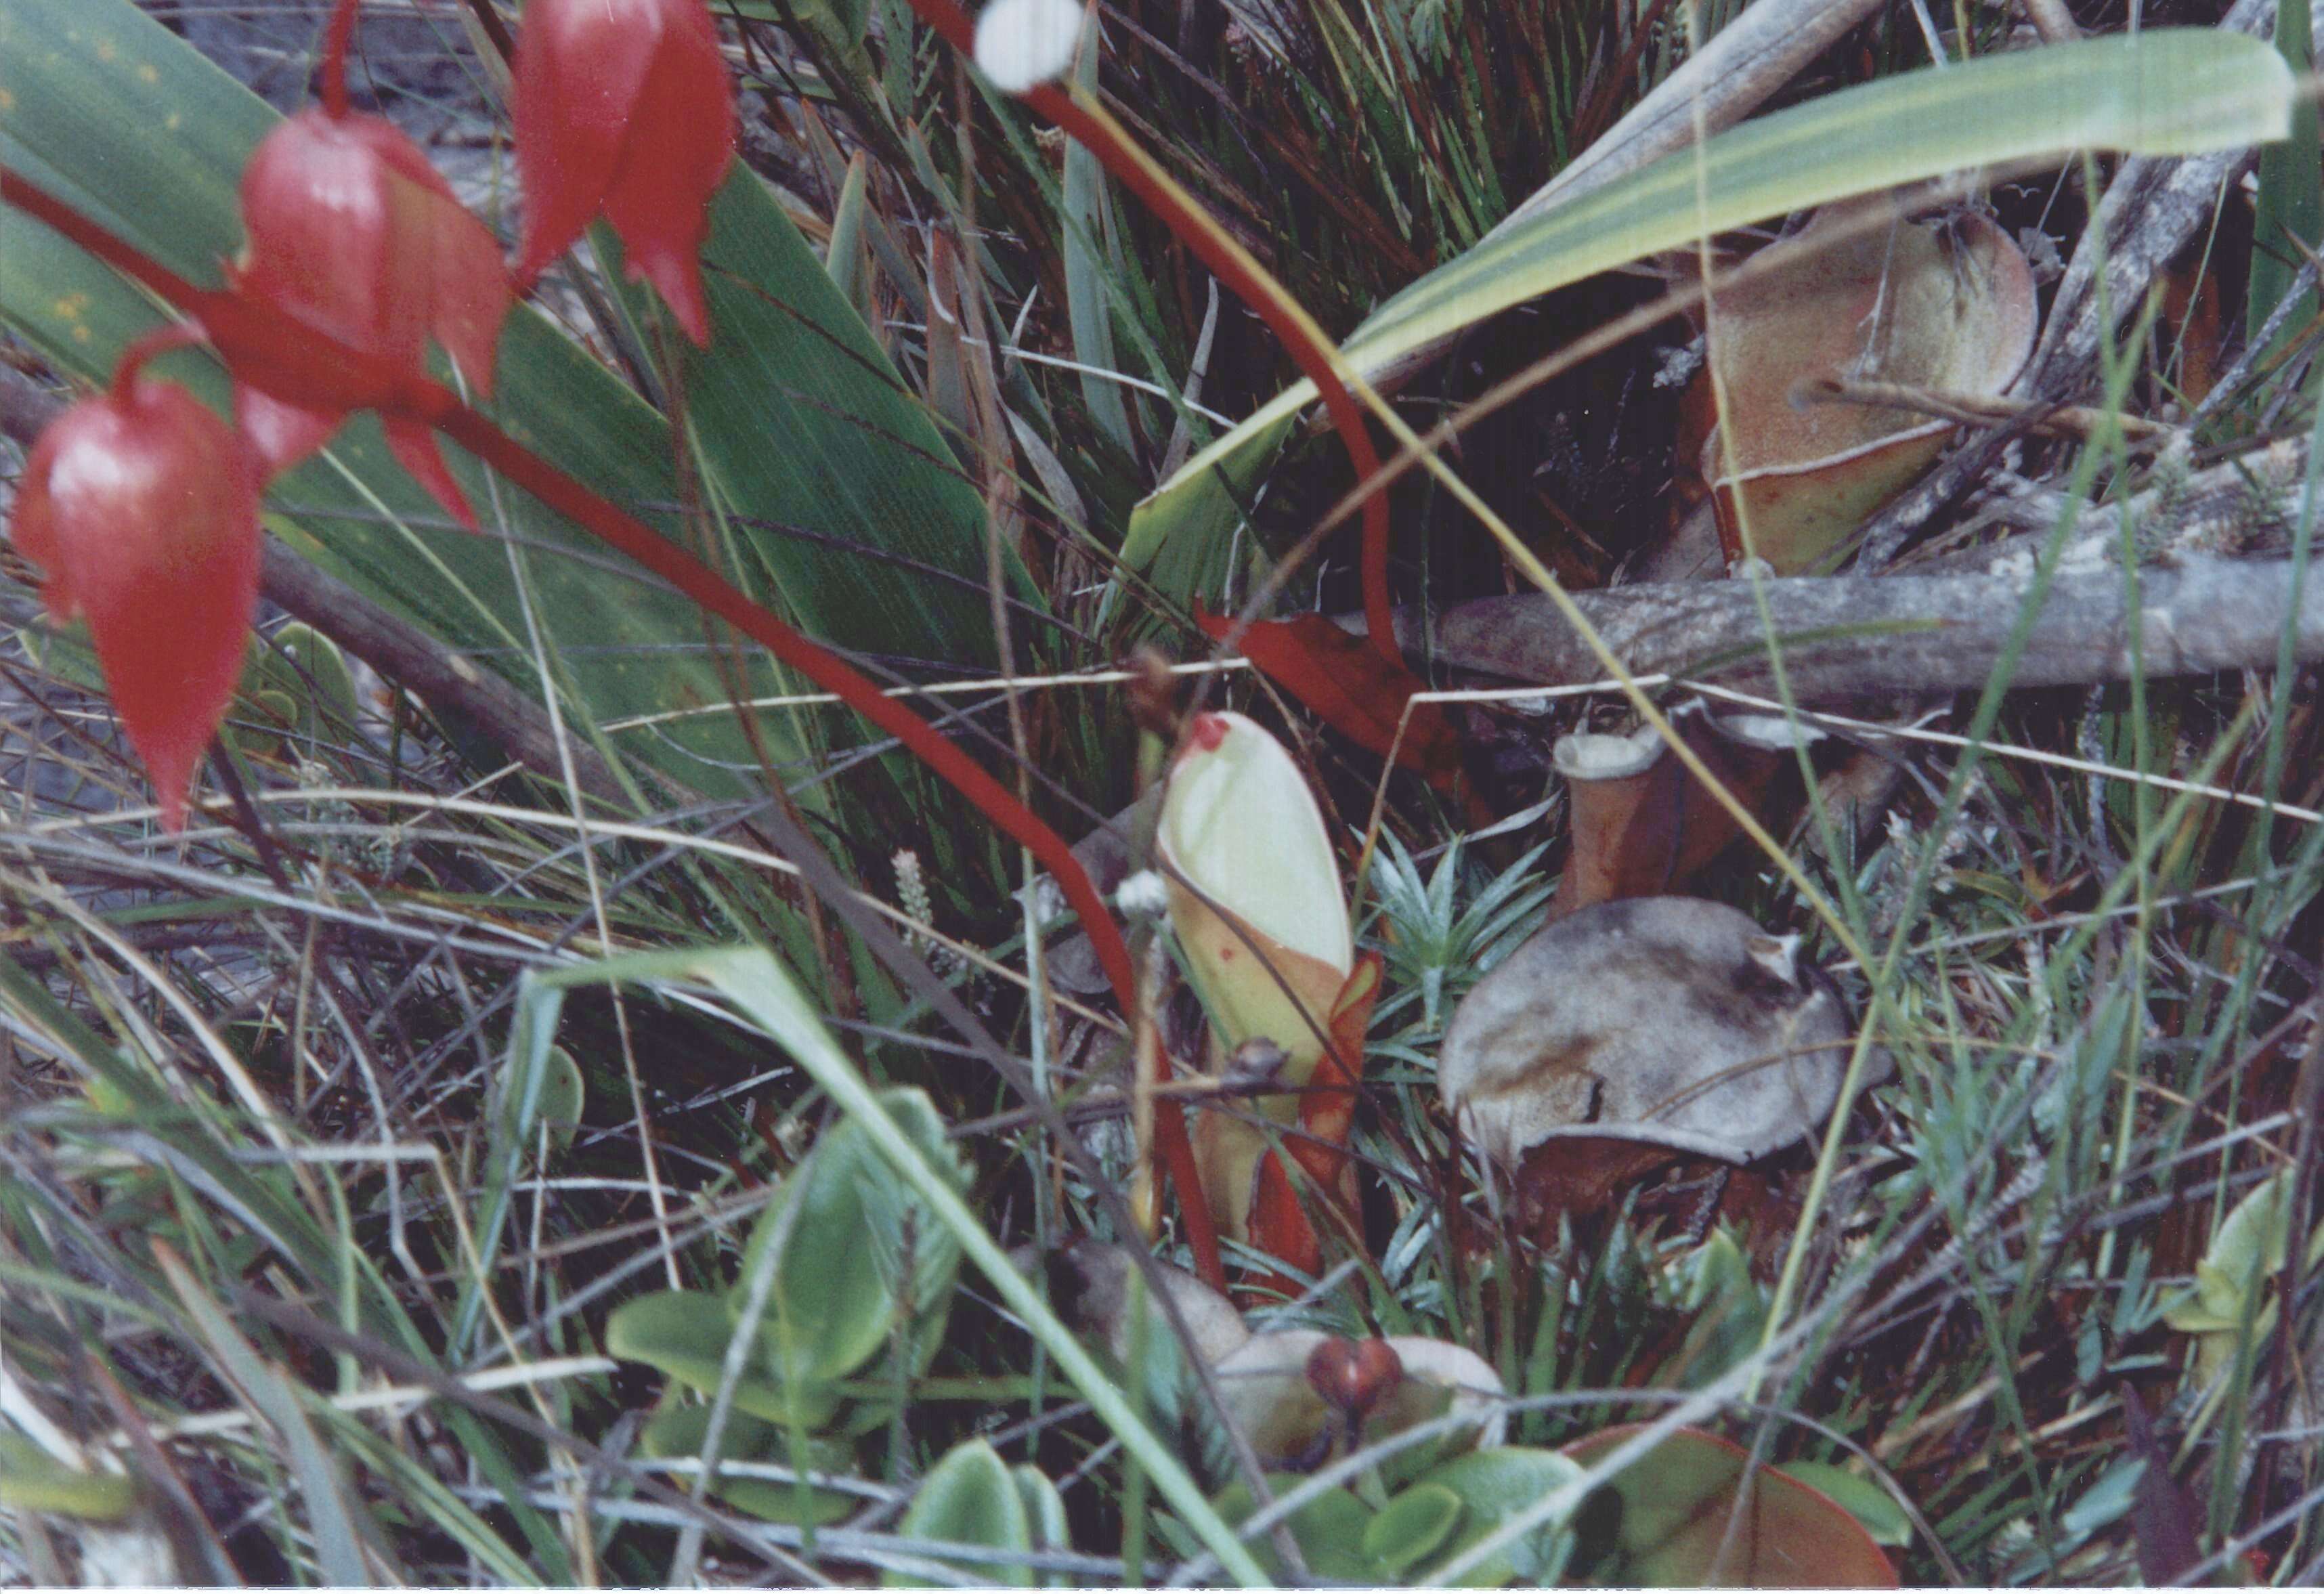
left=9, top=339, right=263, bottom=830
left=511, top=0, right=736, bottom=346
left=228, top=103, right=511, bottom=527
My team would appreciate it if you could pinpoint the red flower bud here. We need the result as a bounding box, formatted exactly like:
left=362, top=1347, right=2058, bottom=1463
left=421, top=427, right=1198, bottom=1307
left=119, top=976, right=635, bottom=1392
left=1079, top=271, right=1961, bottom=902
left=511, top=0, right=736, bottom=346
left=9, top=344, right=262, bottom=831
left=1304, top=1335, right=1403, bottom=1419
left=228, top=103, right=511, bottom=527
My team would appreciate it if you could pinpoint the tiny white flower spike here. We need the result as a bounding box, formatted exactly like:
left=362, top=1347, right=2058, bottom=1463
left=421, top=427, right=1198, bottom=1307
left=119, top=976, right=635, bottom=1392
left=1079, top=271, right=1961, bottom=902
left=1114, top=868, right=1169, bottom=920
left=973, top=0, right=1086, bottom=94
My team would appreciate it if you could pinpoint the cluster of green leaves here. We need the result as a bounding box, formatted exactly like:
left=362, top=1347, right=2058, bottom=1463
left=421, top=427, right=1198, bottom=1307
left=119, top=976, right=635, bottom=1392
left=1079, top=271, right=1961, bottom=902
left=608, top=1089, right=966, bottom=1524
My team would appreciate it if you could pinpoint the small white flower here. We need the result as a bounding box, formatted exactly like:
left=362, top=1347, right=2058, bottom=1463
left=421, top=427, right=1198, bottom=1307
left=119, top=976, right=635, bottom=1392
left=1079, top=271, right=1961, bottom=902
left=1114, top=867, right=1169, bottom=919
left=974, top=0, right=1086, bottom=94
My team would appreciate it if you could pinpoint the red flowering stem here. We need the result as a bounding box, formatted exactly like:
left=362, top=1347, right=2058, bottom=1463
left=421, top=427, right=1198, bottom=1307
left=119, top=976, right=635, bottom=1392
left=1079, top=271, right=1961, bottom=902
left=110, top=324, right=207, bottom=391
left=0, top=160, right=1226, bottom=1287
left=319, top=0, right=360, bottom=119
left=901, top=0, right=1398, bottom=660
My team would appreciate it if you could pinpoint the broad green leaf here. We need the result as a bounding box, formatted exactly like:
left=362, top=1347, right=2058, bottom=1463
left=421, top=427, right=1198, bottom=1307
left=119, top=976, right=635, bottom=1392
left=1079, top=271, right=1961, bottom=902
left=1202, top=1476, right=1379, bottom=1583
left=488, top=1041, right=584, bottom=1161
left=598, top=166, right=1033, bottom=666
left=886, top=1439, right=1034, bottom=1587
left=734, top=1088, right=968, bottom=1390
left=512, top=945, right=1270, bottom=1582
left=639, top=1401, right=857, bottom=1526
left=1012, top=1464, right=1073, bottom=1589
left=1419, top=1447, right=1587, bottom=1587
left=605, top=1288, right=847, bottom=1429
left=1123, top=30, right=2295, bottom=597
left=1363, top=1480, right=1464, bottom=1575
left=2249, top=0, right=2321, bottom=352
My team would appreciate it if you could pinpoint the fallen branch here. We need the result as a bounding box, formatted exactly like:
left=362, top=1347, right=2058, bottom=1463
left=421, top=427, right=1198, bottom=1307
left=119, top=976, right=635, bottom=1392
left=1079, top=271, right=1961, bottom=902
left=1407, top=551, right=2321, bottom=702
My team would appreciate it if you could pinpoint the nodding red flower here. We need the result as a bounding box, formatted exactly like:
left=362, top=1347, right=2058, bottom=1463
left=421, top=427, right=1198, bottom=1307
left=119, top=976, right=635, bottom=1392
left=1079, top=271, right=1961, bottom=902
left=511, top=0, right=736, bottom=346
left=225, top=8, right=511, bottom=528
left=8, top=335, right=263, bottom=831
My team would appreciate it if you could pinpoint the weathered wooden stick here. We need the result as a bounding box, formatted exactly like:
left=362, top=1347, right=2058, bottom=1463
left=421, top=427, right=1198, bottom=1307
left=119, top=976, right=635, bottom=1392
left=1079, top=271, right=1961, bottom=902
left=1417, top=552, right=2323, bottom=701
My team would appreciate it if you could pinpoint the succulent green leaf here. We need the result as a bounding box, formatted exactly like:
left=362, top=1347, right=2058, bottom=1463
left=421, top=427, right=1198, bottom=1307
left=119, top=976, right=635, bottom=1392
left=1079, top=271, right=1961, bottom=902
left=1362, top=1481, right=1465, bottom=1575
left=1012, top=1464, right=1073, bottom=1588
left=736, top=1088, right=968, bottom=1391
left=605, top=1289, right=846, bottom=1429
left=1418, top=1447, right=1587, bottom=1587
left=1203, top=1476, right=1379, bottom=1584
left=885, top=1439, right=1034, bottom=1588
left=639, top=1401, right=857, bottom=1526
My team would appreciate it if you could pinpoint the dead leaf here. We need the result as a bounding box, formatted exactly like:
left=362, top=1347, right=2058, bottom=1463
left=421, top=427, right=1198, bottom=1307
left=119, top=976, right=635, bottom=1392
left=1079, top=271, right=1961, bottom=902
left=1693, top=204, right=2036, bottom=573
left=1440, top=897, right=1864, bottom=1170
left=1562, top=1425, right=1899, bottom=1587
left=1195, top=604, right=1467, bottom=799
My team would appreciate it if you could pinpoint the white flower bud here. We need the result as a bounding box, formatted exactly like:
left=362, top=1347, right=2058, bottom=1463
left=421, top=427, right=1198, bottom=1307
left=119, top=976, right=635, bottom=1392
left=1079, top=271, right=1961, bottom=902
left=973, top=0, right=1086, bottom=94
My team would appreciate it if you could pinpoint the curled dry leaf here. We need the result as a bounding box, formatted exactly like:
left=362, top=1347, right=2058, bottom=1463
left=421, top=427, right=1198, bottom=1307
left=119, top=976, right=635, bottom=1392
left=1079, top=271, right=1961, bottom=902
left=1693, top=203, right=2036, bottom=572
left=1553, top=701, right=1820, bottom=918
left=1438, top=897, right=1862, bottom=1171
left=1025, top=1238, right=1251, bottom=1366
left=1193, top=603, right=1468, bottom=800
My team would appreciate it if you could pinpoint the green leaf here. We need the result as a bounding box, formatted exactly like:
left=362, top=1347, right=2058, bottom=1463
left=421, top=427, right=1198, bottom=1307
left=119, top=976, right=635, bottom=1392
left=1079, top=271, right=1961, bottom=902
left=489, top=1041, right=584, bottom=1163
left=234, top=622, right=362, bottom=760
left=605, top=1289, right=846, bottom=1429
left=638, top=1400, right=857, bottom=1526
left=1123, top=30, right=2296, bottom=598
left=1203, top=1476, right=1379, bottom=1583
left=1062, top=12, right=1132, bottom=454
left=0, top=1436, right=137, bottom=1521
left=2249, top=0, right=2322, bottom=351
left=734, top=1087, right=968, bottom=1390
left=601, top=167, right=1033, bottom=668
left=511, top=945, right=1271, bottom=1584
left=1013, top=1463, right=1073, bottom=1588
left=886, top=1439, right=1034, bottom=1588
left=1419, top=1448, right=1587, bottom=1587
left=1362, top=1481, right=1464, bottom=1575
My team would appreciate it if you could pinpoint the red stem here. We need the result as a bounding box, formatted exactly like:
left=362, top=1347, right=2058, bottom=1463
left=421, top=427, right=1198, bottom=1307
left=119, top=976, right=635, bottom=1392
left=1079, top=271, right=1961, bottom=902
left=905, top=0, right=1398, bottom=660
left=110, top=324, right=207, bottom=393
left=320, top=0, right=360, bottom=118
left=0, top=160, right=1225, bottom=1287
